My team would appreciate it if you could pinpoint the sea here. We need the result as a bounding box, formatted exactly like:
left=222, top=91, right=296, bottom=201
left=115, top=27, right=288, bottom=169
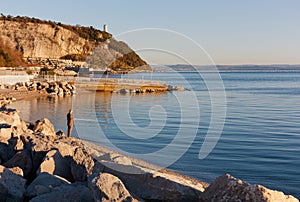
left=11, top=70, right=300, bottom=198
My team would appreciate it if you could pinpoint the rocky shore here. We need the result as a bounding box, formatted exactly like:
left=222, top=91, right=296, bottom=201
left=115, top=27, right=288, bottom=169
left=0, top=80, right=77, bottom=106
left=1, top=80, right=76, bottom=96
left=0, top=104, right=298, bottom=202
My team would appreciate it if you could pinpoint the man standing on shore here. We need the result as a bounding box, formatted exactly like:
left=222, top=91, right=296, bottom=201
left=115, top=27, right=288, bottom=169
left=67, top=109, right=73, bottom=137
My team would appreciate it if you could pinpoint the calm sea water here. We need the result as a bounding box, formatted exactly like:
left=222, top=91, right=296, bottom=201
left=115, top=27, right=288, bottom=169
left=11, top=71, right=300, bottom=198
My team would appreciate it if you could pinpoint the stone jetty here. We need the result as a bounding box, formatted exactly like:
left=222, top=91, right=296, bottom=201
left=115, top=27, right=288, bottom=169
left=0, top=80, right=76, bottom=96
left=0, top=105, right=298, bottom=201
left=77, top=78, right=186, bottom=94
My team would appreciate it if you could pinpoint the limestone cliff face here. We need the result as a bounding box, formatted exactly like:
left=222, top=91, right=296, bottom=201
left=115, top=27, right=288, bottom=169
left=0, top=16, right=149, bottom=71
left=0, top=20, right=94, bottom=59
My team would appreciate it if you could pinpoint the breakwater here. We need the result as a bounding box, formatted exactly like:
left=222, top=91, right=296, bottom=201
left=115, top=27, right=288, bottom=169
left=76, top=78, right=184, bottom=93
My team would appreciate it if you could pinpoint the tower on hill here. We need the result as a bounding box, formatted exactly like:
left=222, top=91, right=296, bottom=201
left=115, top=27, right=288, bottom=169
left=103, top=24, right=108, bottom=32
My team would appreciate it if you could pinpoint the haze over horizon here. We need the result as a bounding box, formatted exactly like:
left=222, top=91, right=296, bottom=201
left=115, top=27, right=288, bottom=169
left=1, top=0, right=300, bottom=65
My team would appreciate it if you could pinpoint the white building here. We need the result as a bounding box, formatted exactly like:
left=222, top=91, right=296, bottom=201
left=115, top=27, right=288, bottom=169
left=103, top=24, right=108, bottom=32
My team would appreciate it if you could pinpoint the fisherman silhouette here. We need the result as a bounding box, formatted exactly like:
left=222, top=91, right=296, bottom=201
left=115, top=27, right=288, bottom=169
left=67, top=109, right=73, bottom=137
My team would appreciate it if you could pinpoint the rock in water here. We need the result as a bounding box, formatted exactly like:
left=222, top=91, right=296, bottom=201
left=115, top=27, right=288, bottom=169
left=200, top=174, right=299, bottom=202
left=0, top=165, right=26, bottom=201
left=88, top=173, right=139, bottom=202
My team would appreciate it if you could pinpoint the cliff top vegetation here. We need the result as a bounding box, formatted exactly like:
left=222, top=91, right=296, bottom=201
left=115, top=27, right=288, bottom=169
left=0, top=14, right=112, bottom=43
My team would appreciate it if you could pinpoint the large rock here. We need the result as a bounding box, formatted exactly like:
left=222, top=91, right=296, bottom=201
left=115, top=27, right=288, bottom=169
left=0, top=107, right=26, bottom=129
left=29, top=183, right=93, bottom=202
left=8, top=166, right=24, bottom=177
left=3, top=149, right=32, bottom=177
left=70, top=147, right=94, bottom=181
left=200, top=174, right=299, bottom=202
left=0, top=142, right=15, bottom=163
left=0, top=124, right=26, bottom=150
left=26, top=172, right=71, bottom=198
left=54, top=141, right=78, bottom=159
left=8, top=136, right=24, bottom=151
left=33, top=118, right=56, bottom=136
left=0, top=165, right=26, bottom=202
left=37, top=149, right=72, bottom=181
left=88, top=173, right=139, bottom=202
left=21, top=132, right=54, bottom=174
left=101, top=161, right=205, bottom=201
left=0, top=125, right=13, bottom=142
left=112, top=155, right=132, bottom=166
left=84, top=140, right=207, bottom=201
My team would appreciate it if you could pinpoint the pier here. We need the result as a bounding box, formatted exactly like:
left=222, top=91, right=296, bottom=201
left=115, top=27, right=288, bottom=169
left=33, top=75, right=178, bottom=93
left=76, top=78, right=169, bottom=93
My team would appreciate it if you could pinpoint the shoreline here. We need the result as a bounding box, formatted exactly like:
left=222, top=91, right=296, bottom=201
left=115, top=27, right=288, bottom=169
left=0, top=88, right=48, bottom=101
left=0, top=80, right=76, bottom=105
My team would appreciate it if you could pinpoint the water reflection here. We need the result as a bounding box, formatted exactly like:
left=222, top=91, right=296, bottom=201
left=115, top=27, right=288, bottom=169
left=11, top=95, right=73, bottom=135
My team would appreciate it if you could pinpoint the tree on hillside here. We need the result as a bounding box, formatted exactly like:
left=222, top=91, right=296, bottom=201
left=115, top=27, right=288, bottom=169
left=0, top=38, right=25, bottom=67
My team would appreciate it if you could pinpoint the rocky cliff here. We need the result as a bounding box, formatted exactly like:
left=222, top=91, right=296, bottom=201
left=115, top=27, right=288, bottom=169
left=0, top=15, right=149, bottom=71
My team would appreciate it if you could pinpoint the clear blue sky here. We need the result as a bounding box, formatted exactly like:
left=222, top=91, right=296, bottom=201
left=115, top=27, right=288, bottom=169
left=1, top=0, right=300, bottom=65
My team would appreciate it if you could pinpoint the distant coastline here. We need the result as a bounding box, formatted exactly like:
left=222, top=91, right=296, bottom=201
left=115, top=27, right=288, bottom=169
left=151, top=64, right=300, bottom=72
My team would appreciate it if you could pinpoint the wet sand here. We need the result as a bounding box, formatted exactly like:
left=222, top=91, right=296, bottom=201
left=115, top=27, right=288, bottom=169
left=0, top=89, right=48, bottom=101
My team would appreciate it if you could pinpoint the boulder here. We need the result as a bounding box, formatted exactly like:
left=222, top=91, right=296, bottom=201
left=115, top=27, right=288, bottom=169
left=30, top=183, right=93, bottom=202
left=85, top=141, right=206, bottom=201
left=58, top=81, right=68, bottom=88
left=22, top=133, right=54, bottom=173
left=16, top=86, right=28, bottom=91
left=55, top=141, right=77, bottom=157
left=58, top=87, right=64, bottom=96
left=26, top=172, right=71, bottom=198
left=0, top=142, right=15, bottom=163
left=92, top=161, right=105, bottom=174
left=28, top=86, right=36, bottom=91
left=8, top=136, right=24, bottom=151
left=101, top=161, right=205, bottom=201
left=112, top=155, right=132, bottom=166
left=37, top=149, right=72, bottom=181
left=200, top=174, right=299, bottom=202
left=8, top=166, right=24, bottom=177
left=62, top=87, right=71, bottom=95
left=40, top=82, right=49, bottom=89
left=65, top=84, right=73, bottom=90
left=4, top=149, right=32, bottom=177
left=70, top=147, right=94, bottom=181
left=0, top=107, right=26, bottom=129
left=56, top=130, right=66, bottom=136
left=0, top=165, right=26, bottom=201
left=88, top=173, right=139, bottom=202
left=0, top=126, right=13, bottom=142
left=33, top=118, right=56, bottom=136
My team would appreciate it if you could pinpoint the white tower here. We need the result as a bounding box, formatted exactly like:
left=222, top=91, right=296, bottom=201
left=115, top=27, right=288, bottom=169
left=103, top=24, right=108, bottom=32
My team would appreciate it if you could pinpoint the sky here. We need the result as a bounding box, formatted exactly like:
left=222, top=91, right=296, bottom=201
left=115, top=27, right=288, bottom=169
left=1, top=0, right=300, bottom=65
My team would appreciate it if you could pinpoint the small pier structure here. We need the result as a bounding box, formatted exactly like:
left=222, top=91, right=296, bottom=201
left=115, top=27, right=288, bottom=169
left=76, top=78, right=168, bottom=93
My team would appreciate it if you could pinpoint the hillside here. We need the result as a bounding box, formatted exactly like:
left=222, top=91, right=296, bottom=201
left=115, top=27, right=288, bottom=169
left=0, top=15, right=149, bottom=72
left=0, top=37, right=26, bottom=67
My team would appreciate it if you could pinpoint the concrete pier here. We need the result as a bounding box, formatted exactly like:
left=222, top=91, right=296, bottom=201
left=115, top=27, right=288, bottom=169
left=76, top=78, right=168, bottom=93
